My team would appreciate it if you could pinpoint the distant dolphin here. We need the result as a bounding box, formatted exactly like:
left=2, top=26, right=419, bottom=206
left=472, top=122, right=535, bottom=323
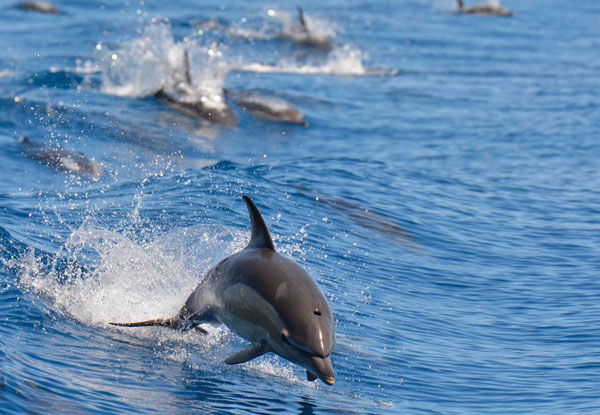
left=18, top=136, right=102, bottom=176
left=278, top=7, right=335, bottom=51
left=456, top=0, right=514, bottom=17
left=111, top=196, right=336, bottom=385
left=155, top=50, right=238, bottom=126
left=225, top=89, right=309, bottom=127
left=15, top=1, right=58, bottom=14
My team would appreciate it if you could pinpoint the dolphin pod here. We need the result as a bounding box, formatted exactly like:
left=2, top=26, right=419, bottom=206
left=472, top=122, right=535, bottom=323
left=456, top=0, right=514, bottom=17
left=18, top=136, right=102, bottom=177
left=157, top=49, right=309, bottom=127
left=111, top=196, right=336, bottom=385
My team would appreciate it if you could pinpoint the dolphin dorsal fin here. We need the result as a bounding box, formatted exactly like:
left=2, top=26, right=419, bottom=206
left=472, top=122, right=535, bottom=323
left=243, top=195, right=275, bottom=250
left=297, top=6, right=309, bottom=32
left=183, top=49, right=192, bottom=85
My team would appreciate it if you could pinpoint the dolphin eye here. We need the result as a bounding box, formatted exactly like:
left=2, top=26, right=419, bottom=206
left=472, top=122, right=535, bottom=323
left=313, top=308, right=321, bottom=316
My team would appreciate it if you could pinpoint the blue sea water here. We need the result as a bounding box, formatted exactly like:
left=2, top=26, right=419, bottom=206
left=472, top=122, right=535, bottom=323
left=1, top=0, right=600, bottom=413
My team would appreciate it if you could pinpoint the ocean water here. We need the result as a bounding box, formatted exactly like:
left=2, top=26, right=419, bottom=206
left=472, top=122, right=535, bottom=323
left=1, top=0, right=599, bottom=413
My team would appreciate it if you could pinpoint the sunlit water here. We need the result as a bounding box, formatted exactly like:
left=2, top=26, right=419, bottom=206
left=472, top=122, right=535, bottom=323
left=1, top=0, right=600, bottom=414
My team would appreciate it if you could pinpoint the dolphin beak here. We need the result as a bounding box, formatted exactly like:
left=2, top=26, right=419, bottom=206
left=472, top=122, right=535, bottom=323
left=310, top=356, right=335, bottom=386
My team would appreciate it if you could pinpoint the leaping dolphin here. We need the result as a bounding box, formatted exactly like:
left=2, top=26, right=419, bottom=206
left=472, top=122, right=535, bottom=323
left=110, top=196, right=336, bottom=385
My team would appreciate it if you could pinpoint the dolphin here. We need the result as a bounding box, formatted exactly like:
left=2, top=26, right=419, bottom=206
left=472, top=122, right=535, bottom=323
left=225, top=89, right=309, bottom=127
left=110, top=196, right=336, bottom=385
left=15, top=1, right=58, bottom=14
left=456, top=0, right=514, bottom=17
left=276, top=7, right=335, bottom=52
left=154, top=50, right=238, bottom=126
left=18, top=136, right=102, bottom=177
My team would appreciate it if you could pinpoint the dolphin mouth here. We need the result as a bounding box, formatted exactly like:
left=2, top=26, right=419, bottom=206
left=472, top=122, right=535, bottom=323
left=309, top=356, right=335, bottom=386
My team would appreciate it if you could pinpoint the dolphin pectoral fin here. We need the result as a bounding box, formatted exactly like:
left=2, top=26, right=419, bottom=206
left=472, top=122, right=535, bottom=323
left=109, top=317, right=177, bottom=328
left=224, top=342, right=269, bottom=365
left=306, top=370, right=317, bottom=382
left=193, top=325, right=208, bottom=334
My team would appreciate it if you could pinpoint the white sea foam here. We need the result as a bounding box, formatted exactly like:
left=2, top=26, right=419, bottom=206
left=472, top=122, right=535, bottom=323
left=0, top=69, right=14, bottom=78
left=239, top=44, right=367, bottom=76
left=99, top=24, right=228, bottom=110
left=17, top=220, right=246, bottom=327
left=227, top=8, right=338, bottom=44
left=74, top=59, right=101, bottom=74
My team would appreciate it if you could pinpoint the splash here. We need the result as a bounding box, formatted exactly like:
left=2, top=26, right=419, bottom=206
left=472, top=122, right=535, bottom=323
left=227, top=8, right=338, bottom=45
left=99, top=23, right=228, bottom=110
left=240, top=44, right=367, bottom=76
left=269, top=7, right=337, bottom=46
left=433, top=0, right=459, bottom=12
left=0, top=69, right=14, bottom=78
left=17, top=220, right=246, bottom=327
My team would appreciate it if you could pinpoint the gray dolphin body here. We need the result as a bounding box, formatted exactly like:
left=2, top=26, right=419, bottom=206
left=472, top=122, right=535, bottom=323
left=225, top=90, right=309, bottom=127
left=18, top=136, right=102, bottom=176
left=111, top=196, right=336, bottom=385
left=456, top=0, right=513, bottom=17
left=155, top=88, right=238, bottom=126
left=15, top=1, right=58, bottom=14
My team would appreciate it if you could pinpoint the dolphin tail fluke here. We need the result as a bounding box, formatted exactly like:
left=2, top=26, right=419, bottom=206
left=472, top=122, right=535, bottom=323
left=109, top=317, right=177, bottom=328
left=224, top=342, right=270, bottom=365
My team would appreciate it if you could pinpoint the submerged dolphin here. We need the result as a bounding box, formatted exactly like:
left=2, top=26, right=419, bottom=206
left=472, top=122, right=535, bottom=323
left=111, top=196, right=336, bottom=385
left=456, top=0, right=513, bottom=17
left=18, top=136, right=102, bottom=176
left=155, top=50, right=238, bottom=126
left=15, top=1, right=58, bottom=14
left=225, top=89, right=309, bottom=127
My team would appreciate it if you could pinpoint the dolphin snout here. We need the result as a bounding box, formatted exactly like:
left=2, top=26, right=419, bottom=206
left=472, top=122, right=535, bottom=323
left=310, top=356, right=335, bottom=386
